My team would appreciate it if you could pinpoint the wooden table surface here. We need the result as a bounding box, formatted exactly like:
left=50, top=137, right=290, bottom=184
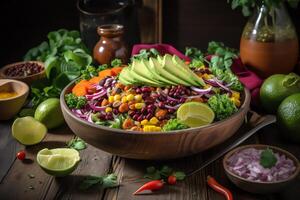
left=0, top=112, right=299, bottom=200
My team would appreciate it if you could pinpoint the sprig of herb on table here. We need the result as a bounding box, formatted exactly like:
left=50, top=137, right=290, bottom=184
left=67, top=137, right=87, bottom=151
left=79, top=173, right=118, bottom=190
left=260, top=148, right=278, bottom=168
left=144, top=165, right=186, bottom=181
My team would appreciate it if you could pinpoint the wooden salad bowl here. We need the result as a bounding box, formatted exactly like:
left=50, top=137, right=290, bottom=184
left=60, top=80, right=251, bottom=160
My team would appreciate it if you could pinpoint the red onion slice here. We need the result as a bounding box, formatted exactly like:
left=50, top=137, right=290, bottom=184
left=190, top=86, right=212, bottom=94
left=89, top=103, right=107, bottom=111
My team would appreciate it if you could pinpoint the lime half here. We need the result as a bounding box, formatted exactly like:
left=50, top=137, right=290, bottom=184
left=12, top=116, right=47, bottom=145
left=37, top=148, right=80, bottom=177
left=177, top=102, right=215, bottom=127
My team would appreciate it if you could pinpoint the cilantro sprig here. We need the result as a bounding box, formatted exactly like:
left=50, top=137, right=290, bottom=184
left=260, top=148, right=278, bottom=168
left=79, top=173, right=118, bottom=190
left=144, top=165, right=186, bottom=181
left=67, top=137, right=87, bottom=151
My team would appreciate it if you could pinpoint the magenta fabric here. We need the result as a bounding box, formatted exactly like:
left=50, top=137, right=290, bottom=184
left=131, top=44, right=264, bottom=105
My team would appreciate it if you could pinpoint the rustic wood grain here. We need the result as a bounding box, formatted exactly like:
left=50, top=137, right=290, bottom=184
left=0, top=125, right=74, bottom=200
left=44, top=144, right=113, bottom=200
left=0, top=120, right=22, bottom=182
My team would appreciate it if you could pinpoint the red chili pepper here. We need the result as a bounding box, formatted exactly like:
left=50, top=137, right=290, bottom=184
left=207, top=176, right=233, bottom=200
left=167, top=175, right=177, bottom=185
left=133, top=180, right=164, bottom=195
left=16, top=150, right=26, bottom=160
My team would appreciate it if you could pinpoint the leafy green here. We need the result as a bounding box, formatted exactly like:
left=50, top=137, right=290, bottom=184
left=207, top=41, right=243, bottom=91
left=111, top=58, right=122, bottom=67
left=185, top=47, right=206, bottom=68
left=162, top=119, right=189, bottom=131
left=24, top=29, right=91, bottom=107
left=91, top=113, right=127, bottom=129
left=208, top=94, right=238, bottom=120
left=144, top=165, right=186, bottom=181
left=132, top=48, right=160, bottom=61
left=79, top=174, right=118, bottom=190
left=227, top=0, right=299, bottom=16
left=260, top=148, right=278, bottom=168
left=65, top=93, right=87, bottom=109
left=67, top=137, right=87, bottom=151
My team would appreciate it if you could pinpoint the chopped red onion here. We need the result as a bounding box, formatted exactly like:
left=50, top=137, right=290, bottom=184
left=226, top=148, right=297, bottom=182
left=85, top=90, right=107, bottom=100
left=213, top=78, right=231, bottom=93
left=190, top=86, right=212, bottom=94
left=89, top=103, right=107, bottom=111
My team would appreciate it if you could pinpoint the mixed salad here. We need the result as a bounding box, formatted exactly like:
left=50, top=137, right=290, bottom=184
left=65, top=42, right=244, bottom=132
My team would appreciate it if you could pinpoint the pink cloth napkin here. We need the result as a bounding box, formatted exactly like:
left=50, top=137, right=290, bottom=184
left=131, top=44, right=263, bottom=105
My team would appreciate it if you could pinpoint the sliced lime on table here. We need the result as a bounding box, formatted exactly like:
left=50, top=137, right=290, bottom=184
left=37, top=148, right=80, bottom=177
left=177, top=102, right=215, bottom=127
left=12, top=116, right=47, bottom=145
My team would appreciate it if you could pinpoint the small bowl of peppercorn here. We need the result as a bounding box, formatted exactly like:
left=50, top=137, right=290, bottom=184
left=0, top=61, right=46, bottom=85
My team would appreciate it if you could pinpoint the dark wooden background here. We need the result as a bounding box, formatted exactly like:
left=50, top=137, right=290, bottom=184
left=0, top=0, right=300, bottom=66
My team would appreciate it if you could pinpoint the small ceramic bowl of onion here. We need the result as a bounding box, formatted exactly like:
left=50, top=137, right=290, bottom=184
left=223, top=144, right=300, bottom=194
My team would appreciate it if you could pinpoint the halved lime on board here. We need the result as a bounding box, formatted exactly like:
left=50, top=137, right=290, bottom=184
left=37, top=148, right=80, bottom=177
left=177, top=102, right=215, bottom=127
left=12, top=116, right=47, bottom=145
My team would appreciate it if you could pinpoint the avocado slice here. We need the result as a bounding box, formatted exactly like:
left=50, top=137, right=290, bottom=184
left=142, top=59, right=175, bottom=85
left=149, top=57, right=191, bottom=86
left=131, top=60, right=166, bottom=86
left=172, top=55, right=205, bottom=86
left=118, top=67, right=137, bottom=85
left=128, top=64, right=162, bottom=87
left=160, top=54, right=198, bottom=86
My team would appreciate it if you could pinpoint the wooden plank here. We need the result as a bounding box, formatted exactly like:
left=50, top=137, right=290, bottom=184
left=0, top=125, right=74, bottom=200
left=0, top=120, right=22, bottom=182
left=43, top=144, right=113, bottom=200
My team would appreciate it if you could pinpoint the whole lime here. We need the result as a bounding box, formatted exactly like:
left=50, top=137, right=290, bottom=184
left=277, top=93, right=300, bottom=143
left=34, top=98, right=64, bottom=129
left=260, top=73, right=300, bottom=113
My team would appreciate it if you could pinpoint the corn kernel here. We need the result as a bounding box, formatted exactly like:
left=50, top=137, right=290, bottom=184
left=134, top=103, right=145, bottom=109
left=143, top=125, right=161, bottom=132
left=126, top=94, right=134, bottom=101
left=121, top=96, right=127, bottom=103
left=230, top=97, right=241, bottom=107
left=141, top=119, right=148, bottom=126
left=105, top=107, right=112, bottom=113
left=149, top=117, right=159, bottom=125
left=202, top=73, right=212, bottom=80
left=232, top=91, right=240, bottom=99
left=114, top=94, right=121, bottom=101
left=134, top=94, right=142, bottom=102
left=108, top=96, right=114, bottom=103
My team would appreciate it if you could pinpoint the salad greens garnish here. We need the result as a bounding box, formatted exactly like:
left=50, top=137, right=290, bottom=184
left=208, top=94, right=238, bottom=120
left=162, top=119, right=189, bottom=131
left=79, top=173, right=118, bottom=190
left=260, top=148, right=278, bottom=168
left=132, top=48, right=160, bottom=61
left=24, top=29, right=92, bottom=107
left=111, top=58, right=122, bottom=67
left=67, top=137, right=87, bottom=151
left=65, top=93, right=87, bottom=109
left=144, top=165, right=186, bottom=181
left=185, top=47, right=206, bottom=68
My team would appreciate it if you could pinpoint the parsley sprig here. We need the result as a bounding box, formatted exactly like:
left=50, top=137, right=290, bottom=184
left=79, top=174, right=118, bottom=190
left=144, top=165, right=186, bottom=181
left=67, top=137, right=87, bottom=151
left=260, top=148, right=278, bottom=168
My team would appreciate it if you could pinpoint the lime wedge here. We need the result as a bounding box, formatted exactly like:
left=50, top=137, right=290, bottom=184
left=12, top=116, right=47, bottom=145
left=177, top=102, right=215, bottom=127
left=37, top=148, right=80, bottom=177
